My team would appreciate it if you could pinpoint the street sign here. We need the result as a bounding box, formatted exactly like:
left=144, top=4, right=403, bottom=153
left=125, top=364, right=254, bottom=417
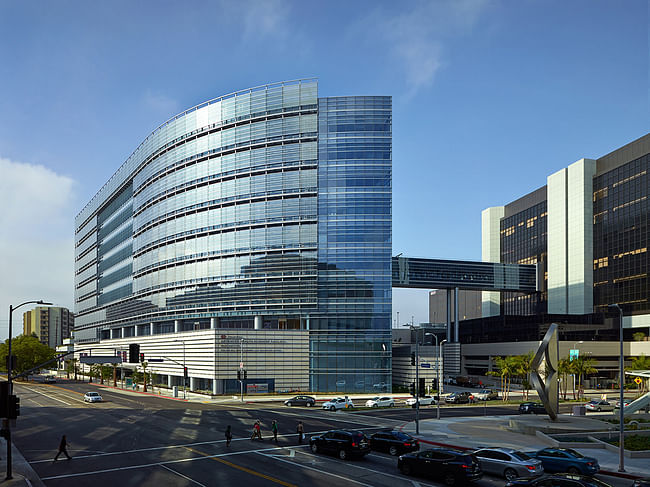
left=240, top=362, right=244, bottom=369
left=569, top=349, right=579, bottom=361
left=420, top=363, right=431, bottom=368
left=635, top=377, right=642, bottom=385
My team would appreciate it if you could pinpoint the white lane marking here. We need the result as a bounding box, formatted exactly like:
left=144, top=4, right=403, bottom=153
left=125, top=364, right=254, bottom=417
left=296, top=450, right=439, bottom=487
left=256, top=451, right=375, bottom=487
left=40, top=445, right=298, bottom=481
left=160, top=464, right=207, bottom=487
left=30, top=427, right=377, bottom=464
left=17, top=385, right=74, bottom=406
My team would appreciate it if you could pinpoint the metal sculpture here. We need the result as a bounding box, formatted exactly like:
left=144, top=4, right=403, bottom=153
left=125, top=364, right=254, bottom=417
left=530, top=323, right=559, bottom=420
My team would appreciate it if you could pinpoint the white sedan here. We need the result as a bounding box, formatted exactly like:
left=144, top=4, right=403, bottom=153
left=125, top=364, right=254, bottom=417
left=322, top=397, right=354, bottom=411
left=405, top=395, right=437, bottom=407
left=84, top=392, right=103, bottom=403
left=365, top=396, right=395, bottom=408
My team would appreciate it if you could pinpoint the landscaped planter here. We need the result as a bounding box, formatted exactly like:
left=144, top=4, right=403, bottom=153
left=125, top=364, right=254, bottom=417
left=588, top=430, right=650, bottom=458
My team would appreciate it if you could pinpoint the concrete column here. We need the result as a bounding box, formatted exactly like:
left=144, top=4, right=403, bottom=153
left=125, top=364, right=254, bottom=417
left=120, top=327, right=125, bottom=339
left=134, top=325, right=140, bottom=337
left=190, top=377, right=197, bottom=391
left=454, top=287, right=459, bottom=343
left=167, top=375, right=173, bottom=388
left=212, top=379, right=219, bottom=395
left=150, top=322, right=154, bottom=335
left=446, top=289, right=451, bottom=343
left=254, top=316, right=262, bottom=330
left=174, top=320, right=180, bottom=333
left=210, top=317, right=217, bottom=329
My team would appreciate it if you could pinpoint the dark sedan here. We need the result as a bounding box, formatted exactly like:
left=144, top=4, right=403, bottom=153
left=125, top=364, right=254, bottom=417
left=525, top=448, right=599, bottom=475
left=446, top=392, right=472, bottom=404
left=309, top=430, right=370, bottom=460
left=284, top=395, right=316, bottom=407
left=370, top=430, right=419, bottom=456
left=519, top=402, right=547, bottom=414
left=398, top=447, right=482, bottom=486
left=506, top=473, right=613, bottom=487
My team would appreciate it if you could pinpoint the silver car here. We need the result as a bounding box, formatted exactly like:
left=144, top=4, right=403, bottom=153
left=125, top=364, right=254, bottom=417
left=473, top=447, right=543, bottom=480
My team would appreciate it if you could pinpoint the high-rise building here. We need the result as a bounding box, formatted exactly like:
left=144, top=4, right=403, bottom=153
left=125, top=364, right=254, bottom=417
left=23, top=306, right=73, bottom=348
left=74, top=80, right=392, bottom=392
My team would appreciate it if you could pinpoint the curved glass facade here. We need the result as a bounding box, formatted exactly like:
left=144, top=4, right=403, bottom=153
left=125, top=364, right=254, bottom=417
left=74, top=80, right=392, bottom=392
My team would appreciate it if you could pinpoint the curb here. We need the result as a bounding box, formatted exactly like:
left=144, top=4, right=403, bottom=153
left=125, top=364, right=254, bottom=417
left=96, top=383, right=189, bottom=401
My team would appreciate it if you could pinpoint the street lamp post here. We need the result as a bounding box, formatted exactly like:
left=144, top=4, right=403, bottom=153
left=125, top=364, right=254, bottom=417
left=174, top=340, right=186, bottom=399
left=6, top=299, right=52, bottom=480
left=240, top=338, right=244, bottom=403
left=425, top=333, right=446, bottom=420
left=414, top=330, right=420, bottom=434
left=609, top=303, right=625, bottom=473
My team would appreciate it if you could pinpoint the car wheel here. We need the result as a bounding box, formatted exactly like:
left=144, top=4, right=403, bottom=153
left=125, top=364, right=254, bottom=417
left=444, top=472, right=457, bottom=486
left=306, top=402, right=312, bottom=407
left=330, top=405, right=336, bottom=411
left=400, top=463, right=412, bottom=476
left=568, top=467, right=580, bottom=475
left=504, top=468, right=517, bottom=481
left=373, top=404, right=378, bottom=408
left=310, top=443, right=318, bottom=453
left=390, top=403, right=394, bottom=407
left=389, top=446, right=398, bottom=456
left=287, top=402, right=292, bottom=407
left=597, top=407, right=601, bottom=412
left=338, top=449, right=347, bottom=460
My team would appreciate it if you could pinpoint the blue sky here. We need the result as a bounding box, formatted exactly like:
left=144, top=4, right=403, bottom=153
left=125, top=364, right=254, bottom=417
left=0, top=0, right=647, bottom=337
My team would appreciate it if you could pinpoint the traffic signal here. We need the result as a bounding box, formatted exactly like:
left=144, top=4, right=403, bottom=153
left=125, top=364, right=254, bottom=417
left=129, top=343, right=140, bottom=363
left=409, top=382, right=415, bottom=396
left=411, top=352, right=416, bottom=366
left=431, top=378, right=438, bottom=389
left=419, top=378, right=426, bottom=397
left=0, top=382, right=8, bottom=418
left=237, top=369, right=247, bottom=380
left=183, top=367, right=188, bottom=379
left=8, top=395, right=19, bottom=419
left=243, top=370, right=247, bottom=380
left=139, top=353, right=145, bottom=363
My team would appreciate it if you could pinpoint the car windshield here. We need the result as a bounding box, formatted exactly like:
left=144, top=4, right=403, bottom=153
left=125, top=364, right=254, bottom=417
left=588, top=400, right=599, bottom=404
left=393, top=432, right=411, bottom=441
left=512, top=451, right=531, bottom=461
left=563, top=448, right=584, bottom=458
left=369, top=397, right=379, bottom=401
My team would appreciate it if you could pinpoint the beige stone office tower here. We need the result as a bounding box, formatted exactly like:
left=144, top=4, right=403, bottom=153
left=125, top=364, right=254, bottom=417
left=23, top=307, right=74, bottom=348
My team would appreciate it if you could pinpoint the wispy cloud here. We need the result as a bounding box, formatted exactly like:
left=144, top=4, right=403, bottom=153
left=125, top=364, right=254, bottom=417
left=242, top=0, right=291, bottom=40
left=0, top=157, right=76, bottom=338
left=142, top=91, right=180, bottom=120
left=364, top=0, right=491, bottom=97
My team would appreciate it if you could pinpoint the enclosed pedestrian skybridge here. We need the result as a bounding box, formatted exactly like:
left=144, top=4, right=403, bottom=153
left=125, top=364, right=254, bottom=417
left=391, top=256, right=539, bottom=292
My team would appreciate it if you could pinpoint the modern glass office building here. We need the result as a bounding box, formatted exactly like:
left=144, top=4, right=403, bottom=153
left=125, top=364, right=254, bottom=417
left=74, top=80, right=392, bottom=392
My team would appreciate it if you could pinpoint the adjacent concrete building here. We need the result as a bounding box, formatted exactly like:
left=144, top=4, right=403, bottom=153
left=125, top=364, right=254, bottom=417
left=23, top=306, right=73, bottom=348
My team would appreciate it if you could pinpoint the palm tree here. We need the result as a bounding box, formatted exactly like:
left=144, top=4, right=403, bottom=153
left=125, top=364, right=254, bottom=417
left=140, top=361, right=148, bottom=392
left=489, top=356, right=519, bottom=400
left=572, top=356, right=598, bottom=398
left=513, top=352, right=534, bottom=400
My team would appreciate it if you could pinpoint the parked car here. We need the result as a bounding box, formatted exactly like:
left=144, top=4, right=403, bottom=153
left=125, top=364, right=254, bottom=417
left=398, top=447, right=483, bottom=485
left=41, top=376, right=57, bottom=384
left=506, top=473, right=613, bottom=487
left=633, top=478, right=650, bottom=487
left=84, top=391, right=103, bottom=403
left=614, top=400, right=631, bottom=409
left=473, top=447, right=544, bottom=480
left=525, top=448, right=599, bottom=475
left=405, top=395, right=437, bottom=407
left=309, top=430, right=370, bottom=460
left=446, top=392, right=472, bottom=404
left=365, top=396, right=395, bottom=408
left=284, top=395, right=316, bottom=407
left=369, top=430, right=419, bottom=456
left=474, top=389, right=498, bottom=401
left=584, top=400, right=614, bottom=412
left=519, top=402, right=546, bottom=414
left=322, top=397, right=354, bottom=411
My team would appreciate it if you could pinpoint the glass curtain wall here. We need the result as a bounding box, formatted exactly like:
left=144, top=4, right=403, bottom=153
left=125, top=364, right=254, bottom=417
left=311, top=96, right=392, bottom=392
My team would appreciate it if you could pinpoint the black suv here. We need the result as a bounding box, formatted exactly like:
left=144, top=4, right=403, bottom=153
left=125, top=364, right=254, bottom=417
left=370, top=430, right=419, bottom=456
left=398, top=447, right=482, bottom=485
left=506, top=473, right=614, bottom=487
left=309, top=430, right=370, bottom=460
left=519, top=402, right=546, bottom=414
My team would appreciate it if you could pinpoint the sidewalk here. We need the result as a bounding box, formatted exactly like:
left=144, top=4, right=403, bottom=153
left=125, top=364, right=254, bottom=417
left=402, top=414, right=648, bottom=480
left=0, top=438, right=45, bottom=486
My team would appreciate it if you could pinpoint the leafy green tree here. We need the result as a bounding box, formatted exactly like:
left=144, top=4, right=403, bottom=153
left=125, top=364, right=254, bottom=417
left=100, top=365, right=112, bottom=385
left=0, top=335, right=56, bottom=376
left=633, top=332, right=646, bottom=342
left=572, top=355, right=598, bottom=398
left=513, top=352, right=534, bottom=400
left=627, top=354, right=650, bottom=394
left=488, top=356, right=519, bottom=400
left=557, top=357, right=573, bottom=400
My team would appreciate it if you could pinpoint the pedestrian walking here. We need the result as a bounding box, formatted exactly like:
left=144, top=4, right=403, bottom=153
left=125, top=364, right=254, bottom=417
left=54, top=435, right=71, bottom=460
left=271, top=420, right=278, bottom=443
left=225, top=425, right=232, bottom=447
left=251, top=420, right=262, bottom=440
left=296, top=421, right=304, bottom=444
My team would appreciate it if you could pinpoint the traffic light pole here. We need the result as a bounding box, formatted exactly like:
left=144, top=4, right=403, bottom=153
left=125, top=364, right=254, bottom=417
left=415, top=334, right=420, bottom=435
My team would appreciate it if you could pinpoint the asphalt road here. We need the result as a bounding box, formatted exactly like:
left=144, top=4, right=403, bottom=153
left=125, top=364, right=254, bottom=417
left=11, top=381, right=634, bottom=487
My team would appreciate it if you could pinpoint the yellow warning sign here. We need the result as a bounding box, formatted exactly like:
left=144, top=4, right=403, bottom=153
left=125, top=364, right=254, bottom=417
left=634, top=377, right=642, bottom=385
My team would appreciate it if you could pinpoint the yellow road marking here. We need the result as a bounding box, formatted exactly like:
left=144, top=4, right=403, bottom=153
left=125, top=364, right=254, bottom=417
left=184, top=446, right=297, bottom=487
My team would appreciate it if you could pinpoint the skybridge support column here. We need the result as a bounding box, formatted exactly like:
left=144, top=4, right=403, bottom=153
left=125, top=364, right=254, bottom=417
left=446, top=290, right=451, bottom=342
left=454, top=287, right=459, bottom=342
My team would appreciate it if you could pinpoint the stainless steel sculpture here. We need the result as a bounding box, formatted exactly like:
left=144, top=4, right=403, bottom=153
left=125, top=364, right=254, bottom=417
left=530, top=323, right=559, bottom=420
